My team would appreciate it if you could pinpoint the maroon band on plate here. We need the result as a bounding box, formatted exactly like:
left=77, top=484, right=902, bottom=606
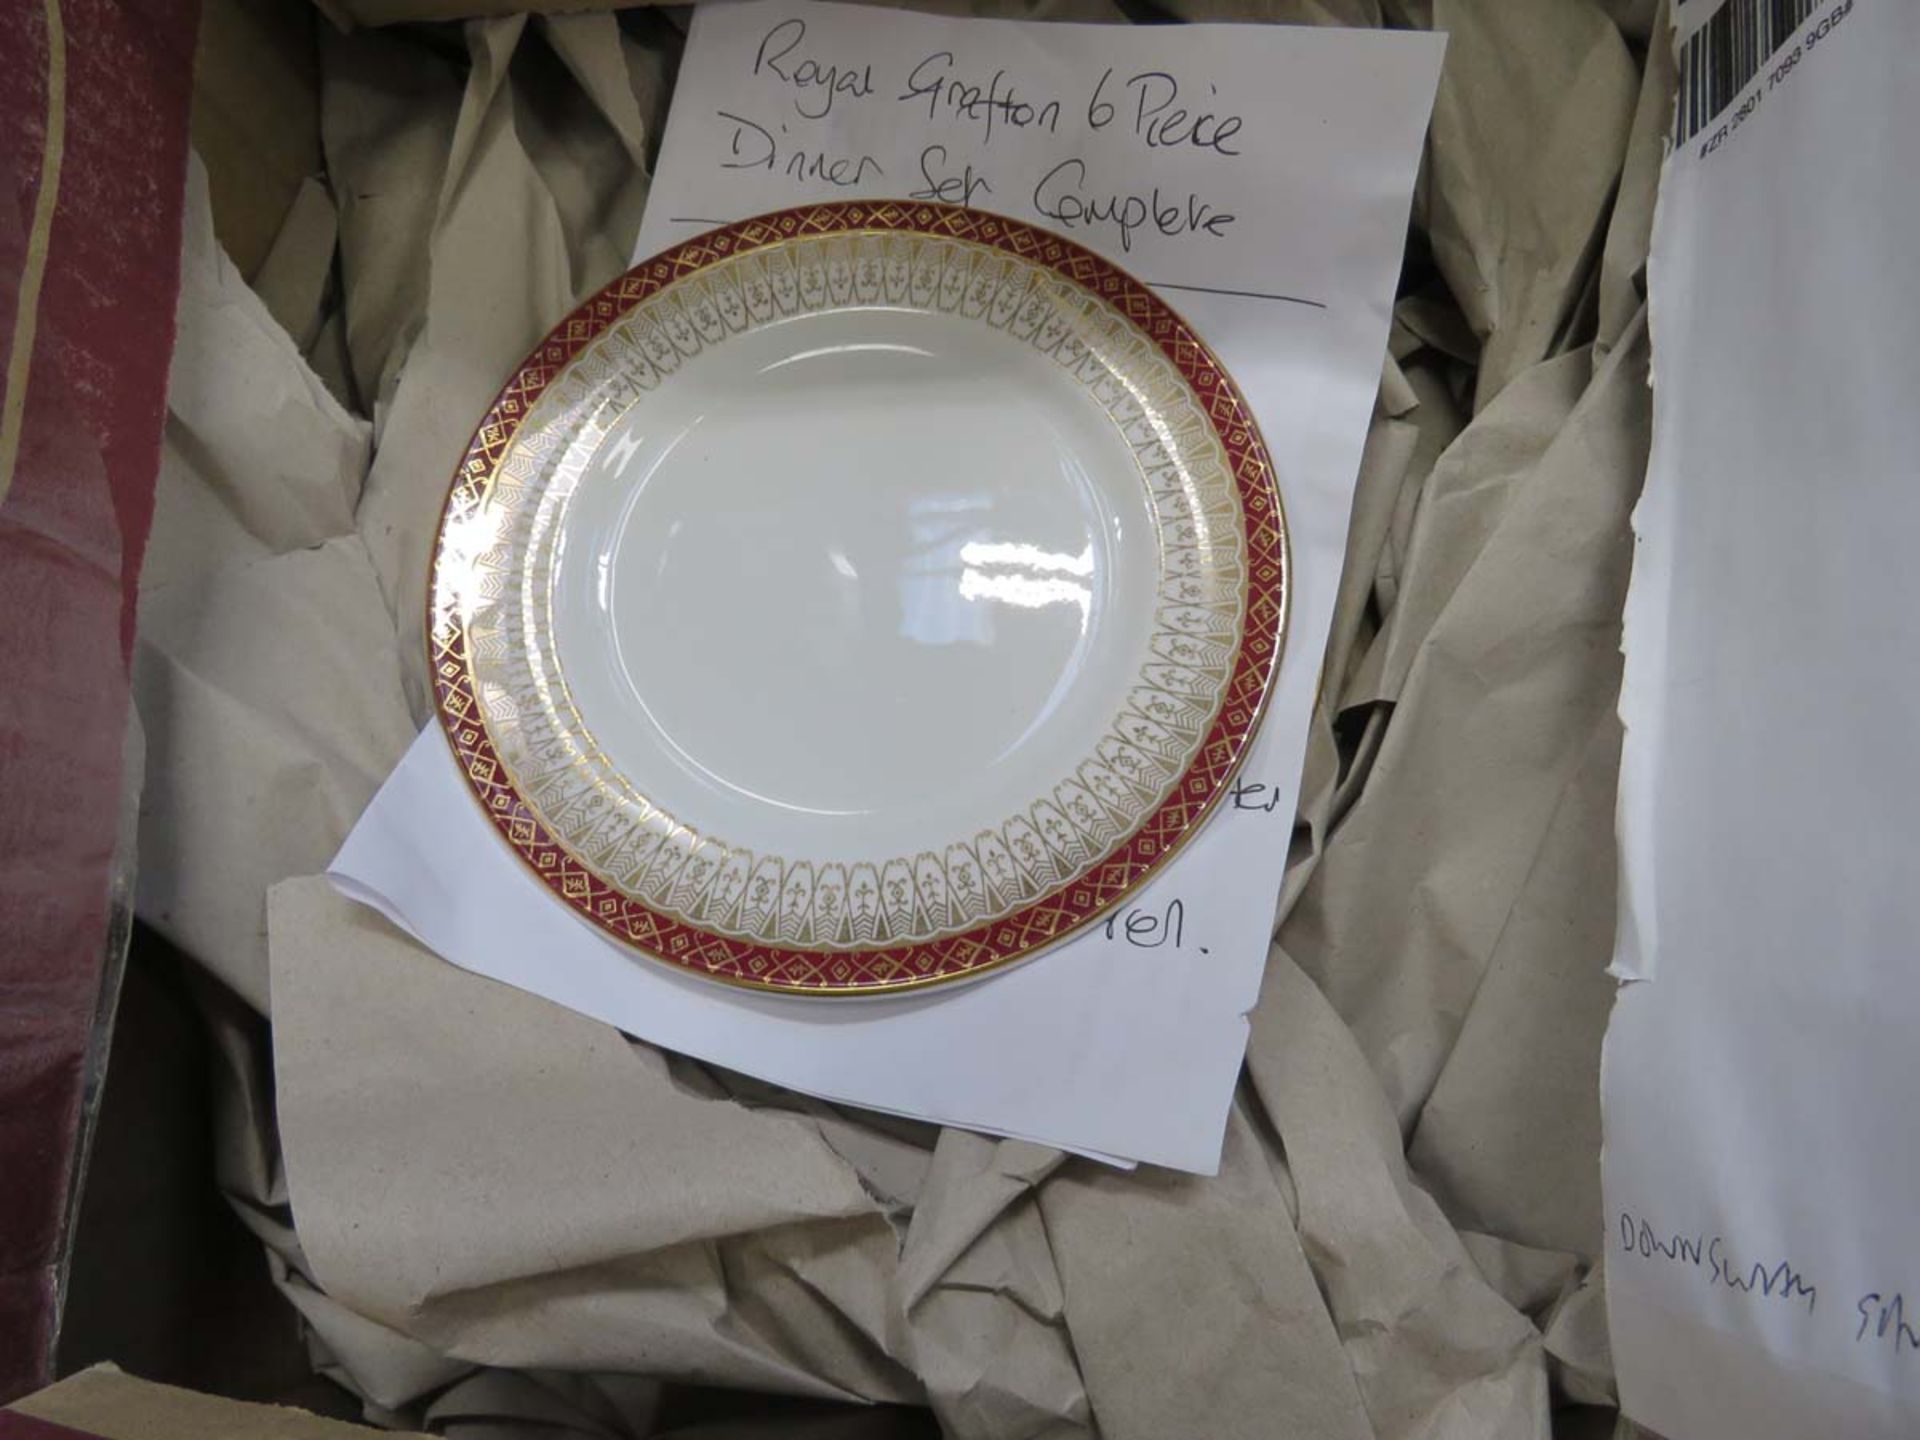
left=429, top=200, right=1288, bottom=993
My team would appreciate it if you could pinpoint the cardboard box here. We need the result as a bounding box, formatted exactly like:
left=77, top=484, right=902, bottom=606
left=5, top=1366, right=423, bottom=1440
left=0, top=0, right=1661, bottom=1430
left=0, top=0, right=194, bottom=1400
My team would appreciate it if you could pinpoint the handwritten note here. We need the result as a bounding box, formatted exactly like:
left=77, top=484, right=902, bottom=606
left=637, top=0, right=1442, bottom=318
left=1616, top=1210, right=1819, bottom=1316
left=1103, top=897, right=1203, bottom=954
left=1616, top=1208, right=1920, bottom=1365
left=330, top=1, right=1442, bottom=1176
left=716, top=21, right=1242, bottom=255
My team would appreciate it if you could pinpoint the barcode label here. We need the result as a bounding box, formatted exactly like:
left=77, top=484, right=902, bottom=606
left=1677, top=0, right=1821, bottom=142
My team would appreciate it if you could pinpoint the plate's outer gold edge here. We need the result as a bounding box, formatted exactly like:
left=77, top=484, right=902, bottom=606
left=426, top=200, right=1290, bottom=997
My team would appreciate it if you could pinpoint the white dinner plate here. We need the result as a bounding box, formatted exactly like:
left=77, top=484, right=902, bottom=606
left=430, top=202, right=1286, bottom=994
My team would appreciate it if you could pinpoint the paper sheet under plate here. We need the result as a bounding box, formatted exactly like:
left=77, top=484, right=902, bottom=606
left=332, top=1, right=1442, bottom=1173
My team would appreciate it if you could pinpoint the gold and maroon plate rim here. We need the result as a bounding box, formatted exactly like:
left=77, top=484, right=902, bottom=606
left=428, top=199, right=1289, bottom=995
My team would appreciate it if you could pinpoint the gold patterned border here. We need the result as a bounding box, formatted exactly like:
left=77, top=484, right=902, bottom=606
left=429, top=201, right=1288, bottom=994
left=467, top=229, right=1245, bottom=948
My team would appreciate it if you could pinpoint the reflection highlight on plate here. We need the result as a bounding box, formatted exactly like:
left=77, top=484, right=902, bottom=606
left=895, top=509, right=1096, bottom=646
left=958, top=540, right=1096, bottom=576
left=956, top=540, right=1094, bottom=619
left=760, top=337, right=937, bottom=373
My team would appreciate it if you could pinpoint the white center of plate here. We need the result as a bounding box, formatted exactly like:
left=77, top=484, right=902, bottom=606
left=552, top=306, right=1158, bottom=864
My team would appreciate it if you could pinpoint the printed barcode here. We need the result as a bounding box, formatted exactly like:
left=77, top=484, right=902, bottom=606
left=1677, top=0, right=1821, bottom=142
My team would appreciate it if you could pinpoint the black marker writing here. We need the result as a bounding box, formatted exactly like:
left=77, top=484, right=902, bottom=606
left=1708, top=1236, right=1818, bottom=1313
left=1856, top=1293, right=1920, bottom=1353
left=1103, top=897, right=1206, bottom=953
left=753, top=18, right=876, bottom=120
left=1123, top=72, right=1242, bottom=155
left=700, top=29, right=1291, bottom=286
left=1032, top=158, right=1234, bottom=252
left=910, top=144, right=993, bottom=206
left=717, top=110, right=777, bottom=170
left=1619, top=1212, right=1707, bottom=1265
left=1617, top=1211, right=1817, bottom=1315
left=1230, top=778, right=1286, bottom=814
left=716, top=111, right=884, bottom=188
left=1086, top=68, right=1116, bottom=130
left=898, top=52, right=1062, bottom=145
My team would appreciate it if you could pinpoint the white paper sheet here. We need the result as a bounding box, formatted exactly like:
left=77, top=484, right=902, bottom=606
left=333, top=0, right=1440, bottom=1173
left=1603, top=0, right=1920, bottom=1433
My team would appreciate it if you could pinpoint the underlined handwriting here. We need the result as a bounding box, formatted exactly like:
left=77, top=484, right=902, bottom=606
left=712, top=13, right=1258, bottom=262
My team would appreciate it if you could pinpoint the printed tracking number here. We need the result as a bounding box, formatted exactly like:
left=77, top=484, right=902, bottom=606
left=1680, top=0, right=1855, bottom=154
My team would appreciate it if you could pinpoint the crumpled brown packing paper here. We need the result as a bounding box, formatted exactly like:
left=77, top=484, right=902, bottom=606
left=7, top=1364, right=437, bottom=1440
left=341, top=14, right=664, bottom=716
left=1399, top=0, right=1639, bottom=412
left=128, top=2, right=1669, bottom=1435
left=268, top=877, right=919, bottom=1404
left=135, top=157, right=412, bottom=1015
